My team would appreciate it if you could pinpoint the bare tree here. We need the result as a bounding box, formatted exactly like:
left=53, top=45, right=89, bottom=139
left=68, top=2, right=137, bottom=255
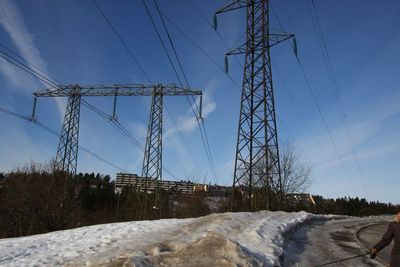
left=280, top=144, right=312, bottom=195
left=246, top=143, right=312, bottom=210
left=0, top=161, right=79, bottom=235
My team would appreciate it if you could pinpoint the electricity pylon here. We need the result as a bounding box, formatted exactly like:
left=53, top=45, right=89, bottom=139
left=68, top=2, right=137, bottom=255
left=215, top=0, right=295, bottom=211
left=33, top=84, right=202, bottom=180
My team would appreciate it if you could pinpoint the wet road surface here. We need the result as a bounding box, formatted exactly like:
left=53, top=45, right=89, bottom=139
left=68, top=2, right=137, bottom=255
left=357, top=223, right=392, bottom=266
left=282, top=218, right=388, bottom=267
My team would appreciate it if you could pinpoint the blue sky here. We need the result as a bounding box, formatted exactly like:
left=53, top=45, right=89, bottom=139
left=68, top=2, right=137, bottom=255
left=0, top=0, right=399, bottom=204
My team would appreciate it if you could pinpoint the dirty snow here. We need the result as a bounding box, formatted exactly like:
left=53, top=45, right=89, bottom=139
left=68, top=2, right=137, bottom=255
left=0, top=211, right=333, bottom=266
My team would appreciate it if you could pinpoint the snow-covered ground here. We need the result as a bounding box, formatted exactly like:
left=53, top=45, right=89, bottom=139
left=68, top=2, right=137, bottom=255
left=0, top=211, right=334, bottom=266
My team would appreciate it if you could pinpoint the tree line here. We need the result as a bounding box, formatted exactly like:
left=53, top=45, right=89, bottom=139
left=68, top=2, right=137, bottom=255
left=284, top=194, right=399, bottom=216
left=311, top=195, right=399, bottom=216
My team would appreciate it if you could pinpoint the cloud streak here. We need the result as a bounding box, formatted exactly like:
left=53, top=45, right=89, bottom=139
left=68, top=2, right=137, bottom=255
left=0, top=0, right=46, bottom=88
left=295, top=88, right=400, bottom=200
left=164, top=80, right=217, bottom=139
left=0, top=0, right=65, bottom=117
left=161, top=79, right=218, bottom=180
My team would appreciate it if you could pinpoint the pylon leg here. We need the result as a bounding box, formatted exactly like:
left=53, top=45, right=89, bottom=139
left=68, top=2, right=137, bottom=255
left=142, top=86, right=163, bottom=216
left=55, top=91, right=81, bottom=175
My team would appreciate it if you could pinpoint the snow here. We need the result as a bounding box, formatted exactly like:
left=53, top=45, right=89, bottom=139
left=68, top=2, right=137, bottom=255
left=0, top=211, right=334, bottom=266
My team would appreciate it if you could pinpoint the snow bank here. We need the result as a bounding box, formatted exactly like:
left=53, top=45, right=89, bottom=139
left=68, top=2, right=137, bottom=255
left=0, top=211, right=334, bottom=266
left=0, top=218, right=196, bottom=266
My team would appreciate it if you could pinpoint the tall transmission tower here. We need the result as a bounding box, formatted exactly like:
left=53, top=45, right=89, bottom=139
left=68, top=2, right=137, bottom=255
left=33, top=84, right=202, bottom=179
left=215, top=0, right=295, bottom=211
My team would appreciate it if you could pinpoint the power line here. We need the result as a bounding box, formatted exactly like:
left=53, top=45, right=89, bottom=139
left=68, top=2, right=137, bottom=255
left=274, top=67, right=352, bottom=196
left=152, top=0, right=191, bottom=90
left=81, top=99, right=178, bottom=180
left=142, top=0, right=217, bottom=181
left=270, top=5, right=358, bottom=196
left=188, top=3, right=343, bottom=195
left=0, top=46, right=131, bottom=173
left=153, top=0, right=217, bottom=183
left=308, top=0, right=369, bottom=198
left=277, top=116, right=330, bottom=197
left=141, top=0, right=184, bottom=86
left=184, top=1, right=354, bottom=195
left=0, top=106, right=30, bottom=121
left=0, top=25, right=183, bottom=181
left=295, top=56, right=358, bottom=195
left=91, top=0, right=203, bottom=179
left=81, top=99, right=142, bottom=148
left=185, top=0, right=245, bottom=69
left=33, top=120, right=125, bottom=172
left=91, top=0, right=151, bottom=83
left=184, top=1, right=335, bottom=191
left=0, top=42, right=60, bottom=84
left=0, top=42, right=172, bottom=177
left=148, top=1, right=246, bottom=187
left=189, top=0, right=338, bottom=194
left=152, top=0, right=242, bottom=91
left=0, top=50, right=59, bottom=88
left=2, top=14, right=180, bottom=179
left=150, top=0, right=216, bottom=179
left=164, top=104, right=202, bottom=173
left=0, top=106, right=125, bottom=172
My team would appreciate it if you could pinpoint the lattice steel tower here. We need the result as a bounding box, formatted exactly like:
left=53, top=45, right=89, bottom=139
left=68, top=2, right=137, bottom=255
left=33, top=84, right=202, bottom=179
left=55, top=86, right=81, bottom=175
left=215, top=0, right=295, bottom=211
left=142, top=87, right=163, bottom=209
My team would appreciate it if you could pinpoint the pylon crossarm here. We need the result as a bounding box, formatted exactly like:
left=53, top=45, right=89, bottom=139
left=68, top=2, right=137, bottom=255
left=226, top=33, right=295, bottom=56
left=269, top=33, right=295, bottom=48
left=33, top=84, right=202, bottom=97
left=215, top=0, right=262, bottom=15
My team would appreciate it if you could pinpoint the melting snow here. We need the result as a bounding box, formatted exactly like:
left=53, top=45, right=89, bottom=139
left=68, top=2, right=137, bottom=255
left=0, top=211, right=334, bottom=266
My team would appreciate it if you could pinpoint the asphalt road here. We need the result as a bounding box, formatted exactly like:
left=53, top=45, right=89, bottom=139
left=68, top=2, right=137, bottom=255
left=357, top=222, right=392, bottom=266
left=282, top=218, right=388, bottom=267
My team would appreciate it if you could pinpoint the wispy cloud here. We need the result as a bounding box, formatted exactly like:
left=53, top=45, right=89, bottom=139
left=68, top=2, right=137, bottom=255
left=0, top=0, right=45, bottom=88
left=164, top=79, right=217, bottom=139
left=128, top=121, right=148, bottom=141
left=160, top=79, right=218, bottom=181
left=296, top=88, right=400, bottom=200
left=0, top=0, right=65, bottom=116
